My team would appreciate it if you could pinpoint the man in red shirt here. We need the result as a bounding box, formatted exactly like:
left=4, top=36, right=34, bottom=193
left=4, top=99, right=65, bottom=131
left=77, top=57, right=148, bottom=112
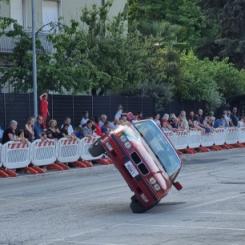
left=39, top=92, right=49, bottom=128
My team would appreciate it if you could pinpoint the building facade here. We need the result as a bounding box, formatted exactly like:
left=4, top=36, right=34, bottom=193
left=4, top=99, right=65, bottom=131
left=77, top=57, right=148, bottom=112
left=0, top=0, right=126, bottom=53
left=0, top=0, right=126, bottom=30
left=0, top=0, right=127, bottom=92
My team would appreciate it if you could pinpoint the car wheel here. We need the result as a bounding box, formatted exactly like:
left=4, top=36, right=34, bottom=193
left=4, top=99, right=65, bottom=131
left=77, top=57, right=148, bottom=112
left=89, top=139, right=105, bottom=157
left=130, top=195, right=147, bottom=213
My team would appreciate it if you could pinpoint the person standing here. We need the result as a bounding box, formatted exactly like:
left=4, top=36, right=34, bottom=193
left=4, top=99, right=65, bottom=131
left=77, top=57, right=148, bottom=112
left=230, top=107, right=239, bottom=127
left=39, top=92, right=49, bottom=128
left=80, top=111, right=89, bottom=127
left=114, top=105, right=124, bottom=121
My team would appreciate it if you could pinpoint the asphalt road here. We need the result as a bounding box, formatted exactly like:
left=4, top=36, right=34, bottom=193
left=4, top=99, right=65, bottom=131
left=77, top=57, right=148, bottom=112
left=0, top=148, right=245, bottom=245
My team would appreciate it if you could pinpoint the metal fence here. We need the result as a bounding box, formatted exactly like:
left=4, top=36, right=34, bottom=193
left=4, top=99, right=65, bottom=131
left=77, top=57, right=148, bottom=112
left=0, top=93, right=155, bottom=128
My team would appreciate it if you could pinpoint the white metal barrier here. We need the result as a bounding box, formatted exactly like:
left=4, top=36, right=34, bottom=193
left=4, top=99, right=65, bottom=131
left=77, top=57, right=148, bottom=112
left=238, top=127, right=245, bottom=143
left=164, top=131, right=175, bottom=147
left=80, top=136, right=103, bottom=160
left=2, top=141, right=31, bottom=169
left=201, top=132, right=214, bottom=147
left=0, top=144, right=2, bottom=167
left=31, top=139, right=56, bottom=166
left=57, top=137, right=81, bottom=163
left=225, top=127, right=239, bottom=145
left=213, top=128, right=226, bottom=146
left=173, top=131, right=189, bottom=150
left=1, top=127, right=245, bottom=170
left=188, top=130, right=201, bottom=149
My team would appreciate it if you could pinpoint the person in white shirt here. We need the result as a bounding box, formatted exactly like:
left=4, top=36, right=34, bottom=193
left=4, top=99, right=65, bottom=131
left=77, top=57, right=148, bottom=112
left=154, top=114, right=161, bottom=127
left=62, top=117, right=74, bottom=135
left=224, top=110, right=233, bottom=127
left=238, top=116, right=245, bottom=127
left=114, top=105, right=123, bottom=121
left=99, top=114, right=108, bottom=128
left=80, top=111, right=89, bottom=127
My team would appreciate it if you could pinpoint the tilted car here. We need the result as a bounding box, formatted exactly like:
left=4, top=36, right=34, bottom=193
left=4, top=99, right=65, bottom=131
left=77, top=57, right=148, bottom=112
left=89, top=119, right=183, bottom=213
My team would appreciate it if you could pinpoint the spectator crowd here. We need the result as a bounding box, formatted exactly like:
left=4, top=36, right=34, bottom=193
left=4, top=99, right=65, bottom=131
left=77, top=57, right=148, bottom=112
left=154, top=107, right=245, bottom=133
left=0, top=93, right=244, bottom=145
left=0, top=103, right=143, bottom=144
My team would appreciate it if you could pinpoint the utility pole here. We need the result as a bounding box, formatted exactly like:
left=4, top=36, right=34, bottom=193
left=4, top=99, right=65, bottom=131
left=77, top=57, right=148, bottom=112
left=32, top=0, right=38, bottom=117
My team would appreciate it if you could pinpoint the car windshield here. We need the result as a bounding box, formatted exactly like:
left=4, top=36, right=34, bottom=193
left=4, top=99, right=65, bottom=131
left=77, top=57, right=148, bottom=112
left=133, top=120, right=181, bottom=176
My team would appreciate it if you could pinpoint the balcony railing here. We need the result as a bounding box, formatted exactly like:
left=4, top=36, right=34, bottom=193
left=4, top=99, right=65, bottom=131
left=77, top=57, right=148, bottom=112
left=0, top=32, right=54, bottom=53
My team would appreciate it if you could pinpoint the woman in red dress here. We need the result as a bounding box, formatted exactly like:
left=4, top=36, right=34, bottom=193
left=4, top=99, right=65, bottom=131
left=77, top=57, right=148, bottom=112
left=39, top=92, right=49, bottom=128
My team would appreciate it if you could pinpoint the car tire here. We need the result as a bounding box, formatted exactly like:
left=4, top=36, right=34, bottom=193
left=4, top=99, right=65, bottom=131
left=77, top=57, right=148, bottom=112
left=130, top=195, right=147, bottom=213
left=89, top=139, right=105, bottom=157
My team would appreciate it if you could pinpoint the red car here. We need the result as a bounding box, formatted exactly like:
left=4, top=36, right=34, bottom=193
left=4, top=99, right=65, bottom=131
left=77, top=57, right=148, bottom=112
left=89, top=119, right=183, bottom=213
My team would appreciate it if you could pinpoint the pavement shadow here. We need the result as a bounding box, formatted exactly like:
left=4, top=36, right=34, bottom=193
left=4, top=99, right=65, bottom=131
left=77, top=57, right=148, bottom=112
left=148, top=201, right=187, bottom=214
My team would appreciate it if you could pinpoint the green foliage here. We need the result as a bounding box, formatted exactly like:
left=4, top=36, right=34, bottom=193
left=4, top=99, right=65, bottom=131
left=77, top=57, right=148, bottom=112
left=200, top=0, right=245, bottom=68
left=178, top=52, right=245, bottom=109
left=1, top=1, right=245, bottom=111
left=128, top=0, right=207, bottom=50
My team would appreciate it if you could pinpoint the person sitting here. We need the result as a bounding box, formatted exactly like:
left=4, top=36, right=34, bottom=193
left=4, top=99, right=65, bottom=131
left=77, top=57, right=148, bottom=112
left=82, top=120, right=94, bottom=137
left=169, top=114, right=179, bottom=130
left=61, top=117, right=74, bottom=136
left=2, top=120, right=18, bottom=144
left=101, top=121, right=111, bottom=135
left=74, top=125, right=83, bottom=139
left=178, top=110, right=189, bottom=131
left=47, top=119, right=62, bottom=139
left=154, top=114, right=161, bottom=127
left=24, top=117, right=35, bottom=142
left=188, top=111, right=195, bottom=128
left=99, top=114, right=108, bottom=128
left=161, top=114, right=173, bottom=131
left=80, top=111, right=89, bottom=127
left=17, top=129, right=28, bottom=143
left=93, top=116, right=103, bottom=136
left=238, top=116, right=245, bottom=127
left=214, top=113, right=226, bottom=128
left=0, top=125, right=4, bottom=141
left=203, top=116, right=214, bottom=133
left=60, top=124, right=69, bottom=137
left=231, top=107, right=239, bottom=127
left=34, top=116, right=44, bottom=139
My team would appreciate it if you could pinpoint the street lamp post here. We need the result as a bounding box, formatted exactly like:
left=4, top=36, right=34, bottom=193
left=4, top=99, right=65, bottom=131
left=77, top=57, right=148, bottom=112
left=32, top=0, right=38, bottom=117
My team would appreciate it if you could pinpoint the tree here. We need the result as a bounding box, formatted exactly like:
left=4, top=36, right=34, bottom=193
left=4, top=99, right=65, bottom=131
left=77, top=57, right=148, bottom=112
left=178, top=51, right=245, bottom=109
left=0, top=17, right=60, bottom=92
left=128, top=0, right=207, bottom=50
left=200, top=0, right=245, bottom=68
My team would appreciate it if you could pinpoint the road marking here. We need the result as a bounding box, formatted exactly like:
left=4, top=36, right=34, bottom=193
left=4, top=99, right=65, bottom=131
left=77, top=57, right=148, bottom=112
left=45, top=227, right=127, bottom=245
left=118, top=223, right=245, bottom=232
left=182, top=193, right=244, bottom=210
left=64, top=241, right=127, bottom=245
left=0, top=183, right=128, bottom=206
left=197, top=211, right=245, bottom=216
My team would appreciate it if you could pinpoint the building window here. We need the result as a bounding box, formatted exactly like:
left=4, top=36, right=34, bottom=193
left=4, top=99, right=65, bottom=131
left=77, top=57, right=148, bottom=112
left=10, top=0, right=23, bottom=25
left=42, top=0, right=59, bottom=31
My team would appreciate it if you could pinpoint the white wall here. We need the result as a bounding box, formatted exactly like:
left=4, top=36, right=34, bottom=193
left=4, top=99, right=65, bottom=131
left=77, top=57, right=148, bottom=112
left=10, top=0, right=23, bottom=25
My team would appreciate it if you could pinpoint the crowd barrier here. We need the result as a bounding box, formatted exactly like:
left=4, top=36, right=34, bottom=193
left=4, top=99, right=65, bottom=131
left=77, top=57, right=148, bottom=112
left=0, top=127, right=244, bottom=176
left=0, top=136, right=101, bottom=171
left=57, top=138, right=81, bottom=163
left=31, top=139, right=56, bottom=166
left=165, top=127, right=245, bottom=151
left=80, top=137, right=104, bottom=161
left=2, top=141, right=31, bottom=169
